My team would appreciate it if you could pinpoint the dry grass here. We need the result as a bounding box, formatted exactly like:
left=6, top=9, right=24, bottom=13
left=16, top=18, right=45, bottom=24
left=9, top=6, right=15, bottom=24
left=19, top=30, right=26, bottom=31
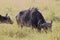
left=0, top=0, right=60, bottom=40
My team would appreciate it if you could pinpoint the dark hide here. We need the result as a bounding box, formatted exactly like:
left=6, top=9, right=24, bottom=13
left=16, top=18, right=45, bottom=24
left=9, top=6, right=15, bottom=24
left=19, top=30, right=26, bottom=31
left=0, top=14, right=13, bottom=24
left=16, top=8, right=46, bottom=31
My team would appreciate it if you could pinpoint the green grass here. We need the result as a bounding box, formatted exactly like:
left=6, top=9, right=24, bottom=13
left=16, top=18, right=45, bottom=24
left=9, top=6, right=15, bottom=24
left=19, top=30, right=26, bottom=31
left=0, top=0, right=60, bottom=40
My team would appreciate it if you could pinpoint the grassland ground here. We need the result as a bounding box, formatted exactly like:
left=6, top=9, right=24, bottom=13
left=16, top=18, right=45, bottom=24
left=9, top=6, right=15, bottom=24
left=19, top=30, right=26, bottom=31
left=0, top=0, right=60, bottom=40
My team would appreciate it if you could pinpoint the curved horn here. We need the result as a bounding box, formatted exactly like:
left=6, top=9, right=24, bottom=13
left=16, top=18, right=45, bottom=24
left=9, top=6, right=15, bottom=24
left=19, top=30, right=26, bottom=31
left=51, top=20, right=53, bottom=24
left=6, top=13, right=8, bottom=17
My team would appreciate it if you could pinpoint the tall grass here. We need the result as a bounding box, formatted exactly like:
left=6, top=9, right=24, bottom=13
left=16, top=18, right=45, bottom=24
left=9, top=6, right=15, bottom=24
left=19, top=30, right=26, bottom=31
left=0, top=0, right=60, bottom=40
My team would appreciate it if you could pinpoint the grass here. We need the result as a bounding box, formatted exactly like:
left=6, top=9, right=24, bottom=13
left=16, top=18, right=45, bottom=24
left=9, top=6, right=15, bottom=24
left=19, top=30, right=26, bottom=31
left=0, top=0, right=60, bottom=40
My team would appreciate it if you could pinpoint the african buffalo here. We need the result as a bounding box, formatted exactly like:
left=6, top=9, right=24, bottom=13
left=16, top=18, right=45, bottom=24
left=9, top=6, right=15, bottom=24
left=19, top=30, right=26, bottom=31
left=16, top=7, right=52, bottom=32
left=0, top=14, right=13, bottom=24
